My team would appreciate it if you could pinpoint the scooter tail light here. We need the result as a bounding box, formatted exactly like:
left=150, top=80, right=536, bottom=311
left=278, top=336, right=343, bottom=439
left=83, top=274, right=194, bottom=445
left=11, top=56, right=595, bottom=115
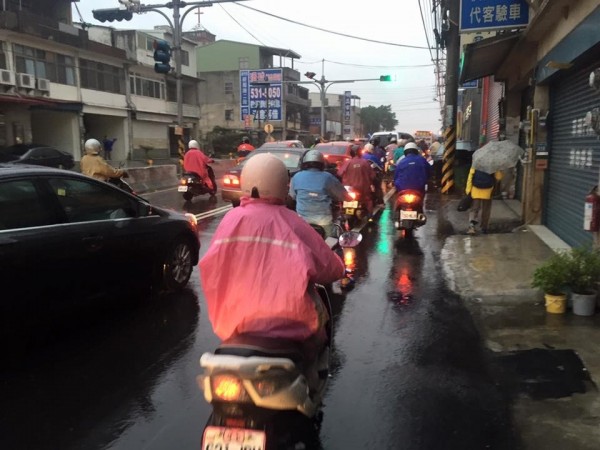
left=223, top=175, right=240, bottom=186
left=252, top=376, right=292, bottom=397
left=211, top=375, right=250, bottom=402
left=401, top=194, right=417, bottom=203
left=348, top=191, right=357, bottom=200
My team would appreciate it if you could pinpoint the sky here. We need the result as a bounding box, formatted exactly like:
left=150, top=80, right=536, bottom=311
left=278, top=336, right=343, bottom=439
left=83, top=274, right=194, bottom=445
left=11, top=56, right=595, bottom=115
left=73, top=0, right=443, bottom=134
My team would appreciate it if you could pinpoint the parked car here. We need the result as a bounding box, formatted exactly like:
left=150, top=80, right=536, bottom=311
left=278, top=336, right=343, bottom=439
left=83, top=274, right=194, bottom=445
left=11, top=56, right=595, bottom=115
left=0, top=143, right=75, bottom=169
left=315, top=141, right=361, bottom=168
left=258, top=140, right=304, bottom=149
left=222, top=147, right=308, bottom=207
left=0, top=164, right=200, bottom=339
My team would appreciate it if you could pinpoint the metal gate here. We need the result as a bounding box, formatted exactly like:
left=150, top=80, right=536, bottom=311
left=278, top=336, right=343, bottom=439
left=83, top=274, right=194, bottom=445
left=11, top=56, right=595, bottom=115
left=546, top=61, right=600, bottom=248
left=486, top=78, right=504, bottom=142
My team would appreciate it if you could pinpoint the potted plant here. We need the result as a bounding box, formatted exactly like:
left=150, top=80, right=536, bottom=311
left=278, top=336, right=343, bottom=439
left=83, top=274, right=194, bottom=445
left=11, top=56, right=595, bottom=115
left=531, top=251, right=570, bottom=314
left=566, top=247, right=600, bottom=316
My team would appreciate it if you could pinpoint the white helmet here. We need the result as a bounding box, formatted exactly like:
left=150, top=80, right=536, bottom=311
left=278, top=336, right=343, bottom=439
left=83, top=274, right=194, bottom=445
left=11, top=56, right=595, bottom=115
left=84, top=138, right=102, bottom=155
left=241, top=153, right=288, bottom=201
left=188, top=139, right=200, bottom=150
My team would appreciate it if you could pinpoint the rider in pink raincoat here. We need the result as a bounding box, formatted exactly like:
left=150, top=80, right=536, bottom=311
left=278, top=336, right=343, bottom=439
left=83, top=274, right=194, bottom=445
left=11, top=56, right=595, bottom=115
left=199, top=153, right=345, bottom=343
left=183, top=139, right=214, bottom=190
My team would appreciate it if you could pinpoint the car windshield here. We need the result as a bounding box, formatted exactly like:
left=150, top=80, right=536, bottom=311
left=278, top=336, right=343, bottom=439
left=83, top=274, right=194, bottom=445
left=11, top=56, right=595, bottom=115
left=242, top=150, right=301, bottom=169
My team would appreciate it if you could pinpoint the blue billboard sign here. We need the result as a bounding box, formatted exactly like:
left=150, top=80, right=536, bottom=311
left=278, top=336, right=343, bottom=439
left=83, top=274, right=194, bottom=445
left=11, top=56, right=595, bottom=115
left=460, top=0, right=529, bottom=32
left=461, top=79, right=479, bottom=88
left=240, top=69, right=283, bottom=122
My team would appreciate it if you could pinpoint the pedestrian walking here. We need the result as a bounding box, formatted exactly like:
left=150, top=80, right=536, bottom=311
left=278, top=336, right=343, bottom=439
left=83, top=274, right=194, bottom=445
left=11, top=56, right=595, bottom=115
left=465, top=167, right=503, bottom=234
left=103, top=136, right=117, bottom=160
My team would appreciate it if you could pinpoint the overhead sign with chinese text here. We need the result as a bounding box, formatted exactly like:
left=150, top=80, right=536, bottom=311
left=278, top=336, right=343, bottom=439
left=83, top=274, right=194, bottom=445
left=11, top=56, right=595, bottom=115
left=344, top=91, right=352, bottom=124
left=460, top=0, right=529, bottom=32
left=240, top=69, right=283, bottom=122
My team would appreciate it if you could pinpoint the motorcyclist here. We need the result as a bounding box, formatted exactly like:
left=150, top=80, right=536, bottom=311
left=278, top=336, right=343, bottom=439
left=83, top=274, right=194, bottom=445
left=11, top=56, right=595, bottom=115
left=385, top=137, right=398, bottom=163
left=80, top=138, right=127, bottom=182
left=362, top=145, right=384, bottom=205
left=310, top=136, right=322, bottom=148
left=337, top=145, right=376, bottom=217
left=289, top=149, right=350, bottom=237
left=393, top=142, right=431, bottom=197
left=237, top=136, right=255, bottom=158
left=183, top=139, right=214, bottom=190
left=199, top=153, right=345, bottom=350
left=393, top=139, right=408, bottom=164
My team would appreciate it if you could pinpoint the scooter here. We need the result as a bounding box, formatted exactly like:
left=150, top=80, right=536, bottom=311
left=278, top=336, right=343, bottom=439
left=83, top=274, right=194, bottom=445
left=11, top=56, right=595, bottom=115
left=341, top=185, right=367, bottom=229
left=198, top=231, right=361, bottom=450
left=178, top=166, right=217, bottom=201
left=394, top=189, right=427, bottom=238
left=107, top=174, right=134, bottom=194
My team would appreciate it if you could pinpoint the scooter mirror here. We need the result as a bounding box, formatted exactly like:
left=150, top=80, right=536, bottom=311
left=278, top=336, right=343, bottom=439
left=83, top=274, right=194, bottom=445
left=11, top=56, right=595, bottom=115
left=338, top=231, right=362, bottom=248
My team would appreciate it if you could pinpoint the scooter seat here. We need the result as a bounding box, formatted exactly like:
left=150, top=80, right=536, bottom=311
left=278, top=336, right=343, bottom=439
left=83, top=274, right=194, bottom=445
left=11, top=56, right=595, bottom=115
left=216, top=334, right=305, bottom=364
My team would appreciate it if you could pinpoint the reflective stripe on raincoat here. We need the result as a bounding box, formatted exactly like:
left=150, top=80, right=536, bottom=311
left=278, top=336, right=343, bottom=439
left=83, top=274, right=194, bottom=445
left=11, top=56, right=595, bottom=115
left=199, top=197, right=345, bottom=341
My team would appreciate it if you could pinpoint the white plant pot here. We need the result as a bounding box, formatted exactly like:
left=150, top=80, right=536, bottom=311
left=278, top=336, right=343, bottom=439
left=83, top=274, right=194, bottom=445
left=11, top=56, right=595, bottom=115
left=571, top=291, right=597, bottom=316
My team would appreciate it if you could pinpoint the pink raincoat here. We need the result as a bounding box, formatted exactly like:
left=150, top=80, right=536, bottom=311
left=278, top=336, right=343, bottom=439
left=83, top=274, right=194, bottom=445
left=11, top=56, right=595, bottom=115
left=199, top=197, right=345, bottom=341
left=183, top=149, right=214, bottom=189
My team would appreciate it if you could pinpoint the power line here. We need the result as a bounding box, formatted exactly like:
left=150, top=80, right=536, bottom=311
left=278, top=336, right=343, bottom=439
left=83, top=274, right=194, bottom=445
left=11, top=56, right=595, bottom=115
left=296, top=59, right=435, bottom=69
left=218, top=4, right=267, bottom=46
left=232, top=3, right=431, bottom=50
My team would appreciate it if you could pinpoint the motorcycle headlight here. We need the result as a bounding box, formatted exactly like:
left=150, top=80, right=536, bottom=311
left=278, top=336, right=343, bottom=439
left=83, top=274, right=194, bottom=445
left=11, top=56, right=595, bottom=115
left=184, top=213, right=198, bottom=228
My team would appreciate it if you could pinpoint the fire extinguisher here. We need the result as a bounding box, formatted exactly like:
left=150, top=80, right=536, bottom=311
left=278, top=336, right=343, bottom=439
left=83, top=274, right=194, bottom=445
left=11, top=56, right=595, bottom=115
left=584, top=186, right=600, bottom=231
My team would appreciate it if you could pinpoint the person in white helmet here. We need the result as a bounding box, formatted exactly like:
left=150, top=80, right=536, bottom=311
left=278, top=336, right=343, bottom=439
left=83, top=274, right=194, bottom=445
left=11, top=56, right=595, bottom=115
left=183, top=139, right=214, bottom=190
left=199, top=153, right=344, bottom=351
left=80, top=138, right=126, bottom=181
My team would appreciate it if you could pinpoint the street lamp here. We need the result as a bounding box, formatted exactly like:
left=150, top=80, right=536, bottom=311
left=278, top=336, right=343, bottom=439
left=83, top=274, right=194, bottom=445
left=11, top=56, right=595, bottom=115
left=303, top=66, right=392, bottom=138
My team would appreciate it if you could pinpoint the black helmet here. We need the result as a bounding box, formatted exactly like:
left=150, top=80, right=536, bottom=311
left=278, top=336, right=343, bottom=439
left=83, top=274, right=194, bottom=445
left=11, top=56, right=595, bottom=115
left=314, top=136, right=322, bottom=145
left=302, top=149, right=325, bottom=170
left=242, top=136, right=250, bottom=144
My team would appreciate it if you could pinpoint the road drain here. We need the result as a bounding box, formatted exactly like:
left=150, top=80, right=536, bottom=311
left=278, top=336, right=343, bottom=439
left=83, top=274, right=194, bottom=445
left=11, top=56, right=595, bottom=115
left=493, top=348, right=597, bottom=400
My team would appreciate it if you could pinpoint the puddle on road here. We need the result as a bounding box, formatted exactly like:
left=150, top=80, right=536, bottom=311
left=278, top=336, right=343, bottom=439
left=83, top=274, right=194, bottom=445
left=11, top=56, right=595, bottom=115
left=492, top=348, right=597, bottom=400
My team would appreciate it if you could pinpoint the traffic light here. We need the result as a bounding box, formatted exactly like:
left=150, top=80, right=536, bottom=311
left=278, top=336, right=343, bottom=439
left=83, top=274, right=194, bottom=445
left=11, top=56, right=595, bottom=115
left=92, top=8, right=133, bottom=22
left=304, top=72, right=317, bottom=80
left=153, top=40, right=172, bottom=74
left=379, top=75, right=392, bottom=82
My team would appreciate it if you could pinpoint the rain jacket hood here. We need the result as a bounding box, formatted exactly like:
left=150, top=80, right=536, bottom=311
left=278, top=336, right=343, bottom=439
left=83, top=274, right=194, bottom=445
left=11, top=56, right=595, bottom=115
left=199, top=197, right=345, bottom=341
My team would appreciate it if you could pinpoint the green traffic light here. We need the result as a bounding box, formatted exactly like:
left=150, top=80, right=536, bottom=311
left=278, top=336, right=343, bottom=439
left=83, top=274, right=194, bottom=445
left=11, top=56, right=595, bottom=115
left=379, top=75, right=392, bottom=82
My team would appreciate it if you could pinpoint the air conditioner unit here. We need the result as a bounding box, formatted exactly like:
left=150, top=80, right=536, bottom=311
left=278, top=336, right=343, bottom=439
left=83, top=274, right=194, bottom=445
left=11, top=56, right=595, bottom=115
left=17, top=72, right=35, bottom=89
left=0, top=69, right=16, bottom=86
left=37, top=78, right=50, bottom=92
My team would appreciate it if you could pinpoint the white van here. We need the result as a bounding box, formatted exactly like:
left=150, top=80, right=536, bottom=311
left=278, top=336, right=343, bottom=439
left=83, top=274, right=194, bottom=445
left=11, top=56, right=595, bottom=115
left=370, top=131, right=414, bottom=147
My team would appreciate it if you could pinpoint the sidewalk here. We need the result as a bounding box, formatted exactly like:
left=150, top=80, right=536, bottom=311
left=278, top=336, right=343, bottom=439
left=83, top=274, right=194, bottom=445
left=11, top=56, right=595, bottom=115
left=439, top=197, right=600, bottom=450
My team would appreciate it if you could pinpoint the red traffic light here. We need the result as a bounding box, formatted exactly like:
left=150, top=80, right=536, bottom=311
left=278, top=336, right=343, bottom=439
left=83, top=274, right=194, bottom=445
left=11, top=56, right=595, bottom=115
left=304, top=72, right=317, bottom=80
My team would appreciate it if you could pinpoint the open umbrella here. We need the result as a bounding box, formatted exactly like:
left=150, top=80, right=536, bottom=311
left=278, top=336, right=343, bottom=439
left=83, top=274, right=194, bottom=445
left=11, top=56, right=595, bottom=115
left=471, top=140, right=524, bottom=173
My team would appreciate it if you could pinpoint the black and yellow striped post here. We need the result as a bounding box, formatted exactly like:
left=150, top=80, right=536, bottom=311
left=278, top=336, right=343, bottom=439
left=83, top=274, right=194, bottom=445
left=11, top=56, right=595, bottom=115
left=178, top=136, right=186, bottom=171
left=441, top=126, right=456, bottom=194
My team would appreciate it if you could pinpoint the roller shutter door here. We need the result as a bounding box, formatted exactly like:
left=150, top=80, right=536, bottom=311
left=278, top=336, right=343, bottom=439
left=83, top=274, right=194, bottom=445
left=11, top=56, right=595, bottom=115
left=546, top=61, right=600, bottom=248
left=486, top=79, right=503, bottom=142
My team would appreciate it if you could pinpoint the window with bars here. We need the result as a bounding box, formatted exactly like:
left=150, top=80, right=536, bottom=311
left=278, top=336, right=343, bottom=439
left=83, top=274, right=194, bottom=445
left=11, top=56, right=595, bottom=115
left=181, top=49, right=189, bottom=66
left=224, top=81, right=233, bottom=95
left=239, top=57, right=249, bottom=69
left=80, top=59, right=125, bottom=94
left=13, top=44, right=76, bottom=85
left=129, top=74, right=165, bottom=99
left=225, top=109, right=234, bottom=121
left=0, top=42, right=6, bottom=70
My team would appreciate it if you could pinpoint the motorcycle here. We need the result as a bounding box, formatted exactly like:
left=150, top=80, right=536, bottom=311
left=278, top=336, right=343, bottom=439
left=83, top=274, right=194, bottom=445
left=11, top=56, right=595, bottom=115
left=107, top=173, right=134, bottom=194
left=394, top=189, right=427, bottom=238
left=198, top=231, right=362, bottom=450
left=178, top=166, right=217, bottom=201
left=341, top=185, right=367, bottom=229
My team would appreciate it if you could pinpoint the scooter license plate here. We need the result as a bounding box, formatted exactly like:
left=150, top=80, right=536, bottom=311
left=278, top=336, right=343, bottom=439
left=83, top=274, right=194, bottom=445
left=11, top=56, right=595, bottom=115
left=345, top=208, right=356, bottom=215
left=202, top=426, right=266, bottom=450
left=400, top=210, right=418, bottom=220
left=177, top=185, right=188, bottom=192
left=343, top=200, right=358, bottom=208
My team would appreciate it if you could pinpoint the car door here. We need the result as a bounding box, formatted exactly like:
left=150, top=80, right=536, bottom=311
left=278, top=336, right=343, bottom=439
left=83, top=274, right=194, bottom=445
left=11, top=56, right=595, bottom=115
left=0, top=176, right=69, bottom=333
left=44, top=175, right=161, bottom=300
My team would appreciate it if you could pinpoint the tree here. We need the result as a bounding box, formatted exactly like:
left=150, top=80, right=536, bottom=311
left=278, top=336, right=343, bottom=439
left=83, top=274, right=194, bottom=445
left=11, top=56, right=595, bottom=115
left=360, top=105, right=398, bottom=135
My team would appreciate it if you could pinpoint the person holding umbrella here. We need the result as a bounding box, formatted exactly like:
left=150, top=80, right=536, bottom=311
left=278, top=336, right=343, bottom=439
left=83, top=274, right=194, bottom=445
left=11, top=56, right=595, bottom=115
left=466, top=140, right=524, bottom=234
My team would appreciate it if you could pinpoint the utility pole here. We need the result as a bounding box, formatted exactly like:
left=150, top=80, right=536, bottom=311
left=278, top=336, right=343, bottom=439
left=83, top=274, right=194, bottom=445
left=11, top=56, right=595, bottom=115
left=95, top=0, right=246, bottom=158
left=441, top=0, right=460, bottom=194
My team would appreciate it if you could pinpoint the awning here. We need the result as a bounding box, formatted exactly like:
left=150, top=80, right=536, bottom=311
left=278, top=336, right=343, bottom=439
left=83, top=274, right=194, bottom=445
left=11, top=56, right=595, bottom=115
left=0, top=94, right=82, bottom=111
left=460, top=32, right=522, bottom=84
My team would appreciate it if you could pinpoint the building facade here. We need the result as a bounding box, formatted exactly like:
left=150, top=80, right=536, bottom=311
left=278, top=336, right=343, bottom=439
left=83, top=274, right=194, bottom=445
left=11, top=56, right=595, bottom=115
left=0, top=1, right=201, bottom=163
left=461, top=0, right=600, bottom=248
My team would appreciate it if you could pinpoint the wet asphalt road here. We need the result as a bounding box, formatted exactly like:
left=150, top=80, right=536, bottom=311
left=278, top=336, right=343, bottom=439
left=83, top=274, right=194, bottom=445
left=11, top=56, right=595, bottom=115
left=0, top=189, right=518, bottom=449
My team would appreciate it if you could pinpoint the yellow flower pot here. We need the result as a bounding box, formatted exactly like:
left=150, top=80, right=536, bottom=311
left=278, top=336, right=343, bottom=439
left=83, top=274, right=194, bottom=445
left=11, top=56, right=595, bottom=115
left=545, top=293, right=567, bottom=314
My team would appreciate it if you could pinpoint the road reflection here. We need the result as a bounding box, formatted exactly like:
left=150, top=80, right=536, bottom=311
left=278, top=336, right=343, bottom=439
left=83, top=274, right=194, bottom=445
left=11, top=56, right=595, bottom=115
left=0, top=290, right=200, bottom=450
